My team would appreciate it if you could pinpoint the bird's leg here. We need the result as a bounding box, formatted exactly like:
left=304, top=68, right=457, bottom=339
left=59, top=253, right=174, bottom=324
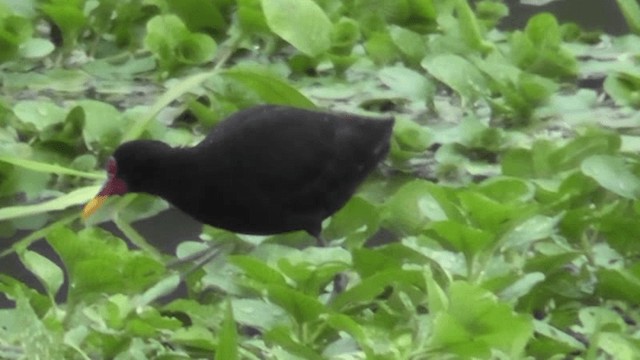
left=315, top=234, right=328, bottom=247
left=315, top=234, right=348, bottom=299
left=167, top=242, right=230, bottom=275
left=179, top=244, right=226, bottom=279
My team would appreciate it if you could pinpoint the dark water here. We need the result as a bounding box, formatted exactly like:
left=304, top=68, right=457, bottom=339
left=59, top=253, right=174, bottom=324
left=502, top=0, right=627, bottom=35
left=0, top=1, right=631, bottom=308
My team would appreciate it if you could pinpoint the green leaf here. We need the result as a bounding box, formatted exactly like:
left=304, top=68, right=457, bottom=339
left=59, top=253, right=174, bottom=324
left=604, top=71, right=640, bottom=108
left=389, top=25, right=427, bottom=65
left=266, top=284, right=325, bottom=324
left=323, top=196, right=380, bottom=248
left=13, top=100, right=67, bottom=130
left=455, top=0, right=493, bottom=53
left=78, top=100, right=126, bottom=151
left=364, top=31, right=398, bottom=65
left=122, top=71, right=217, bottom=141
left=133, top=274, right=181, bottom=308
left=20, top=250, right=64, bottom=297
left=581, top=155, right=640, bottom=199
left=261, top=0, right=332, bottom=57
left=596, top=267, right=640, bottom=303
left=429, top=281, right=533, bottom=358
left=230, top=255, right=288, bottom=286
left=0, top=156, right=102, bottom=179
left=145, top=14, right=189, bottom=71
left=382, top=180, right=450, bottom=233
left=331, top=269, right=424, bottom=309
left=217, top=301, right=239, bottom=360
left=616, top=0, right=640, bottom=35
left=429, top=220, right=495, bottom=259
left=330, top=17, right=360, bottom=54
left=378, top=66, right=434, bottom=102
left=19, top=38, right=55, bottom=58
left=40, top=3, right=86, bottom=50
left=176, top=33, right=217, bottom=65
left=171, top=326, right=217, bottom=351
left=220, top=68, right=315, bottom=108
left=264, top=325, right=323, bottom=360
left=422, top=54, right=488, bottom=101
left=0, top=185, right=100, bottom=221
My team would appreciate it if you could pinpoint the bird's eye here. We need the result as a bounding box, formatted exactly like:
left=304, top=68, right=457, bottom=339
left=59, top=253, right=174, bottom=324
left=106, top=157, right=117, bottom=178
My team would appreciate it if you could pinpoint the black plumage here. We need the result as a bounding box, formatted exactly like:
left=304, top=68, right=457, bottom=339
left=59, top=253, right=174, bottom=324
left=83, top=105, right=394, bottom=241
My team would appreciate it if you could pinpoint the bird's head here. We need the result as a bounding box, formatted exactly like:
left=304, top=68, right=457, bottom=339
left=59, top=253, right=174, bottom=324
left=82, top=140, right=171, bottom=219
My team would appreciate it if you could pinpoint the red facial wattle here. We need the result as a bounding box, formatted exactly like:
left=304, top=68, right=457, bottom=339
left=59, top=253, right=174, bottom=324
left=82, top=158, right=128, bottom=219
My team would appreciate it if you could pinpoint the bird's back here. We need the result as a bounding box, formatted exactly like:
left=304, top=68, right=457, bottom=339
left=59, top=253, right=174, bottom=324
left=187, top=105, right=394, bottom=237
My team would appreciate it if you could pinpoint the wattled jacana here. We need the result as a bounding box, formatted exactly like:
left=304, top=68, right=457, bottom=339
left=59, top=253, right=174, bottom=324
left=83, top=104, right=394, bottom=245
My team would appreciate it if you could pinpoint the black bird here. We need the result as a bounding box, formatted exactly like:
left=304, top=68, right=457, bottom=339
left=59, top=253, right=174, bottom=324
left=83, top=104, right=394, bottom=244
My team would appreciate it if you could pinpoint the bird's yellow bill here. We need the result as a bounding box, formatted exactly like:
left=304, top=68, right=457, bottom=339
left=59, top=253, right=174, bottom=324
left=82, top=195, right=108, bottom=219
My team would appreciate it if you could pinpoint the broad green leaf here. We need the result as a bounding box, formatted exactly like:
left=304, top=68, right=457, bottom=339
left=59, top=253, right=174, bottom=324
left=498, top=272, right=545, bottom=302
left=422, top=54, right=488, bottom=101
left=261, top=0, right=332, bottom=57
left=20, top=250, right=64, bottom=297
left=378, top=66, right=434, bottom=102
left=323, top=196, right=380, bottom=247
left=500, top=215, right=560, bottom=250
left=266, top=284, right=325, bottom=324
left=389, top=25, right=427, bottom=65
left=429, top=281, right=533, bottom=358
left=382, top=180, right=447, bottom=233
left=13, top=100, right=67, bottom=130
left=533, top=320, right=586, bottom=352
left=220, top=68, right=315, bottom=108
left=331, top=269, right=424, bottom=310
left=78, top=100, right=126, bottom=151
left=231, top=298, right=286, bottom=329
left=581, top=155, right=640, bottom=199
left=596, top=268, right=640, bottom=303
left=429, top=220, right=495, bottom=259
left=19, top=38, right=54, bottom=58
left=230, top=255, right=288, bottom=286
left=171, top=326, right=217, bottom=351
